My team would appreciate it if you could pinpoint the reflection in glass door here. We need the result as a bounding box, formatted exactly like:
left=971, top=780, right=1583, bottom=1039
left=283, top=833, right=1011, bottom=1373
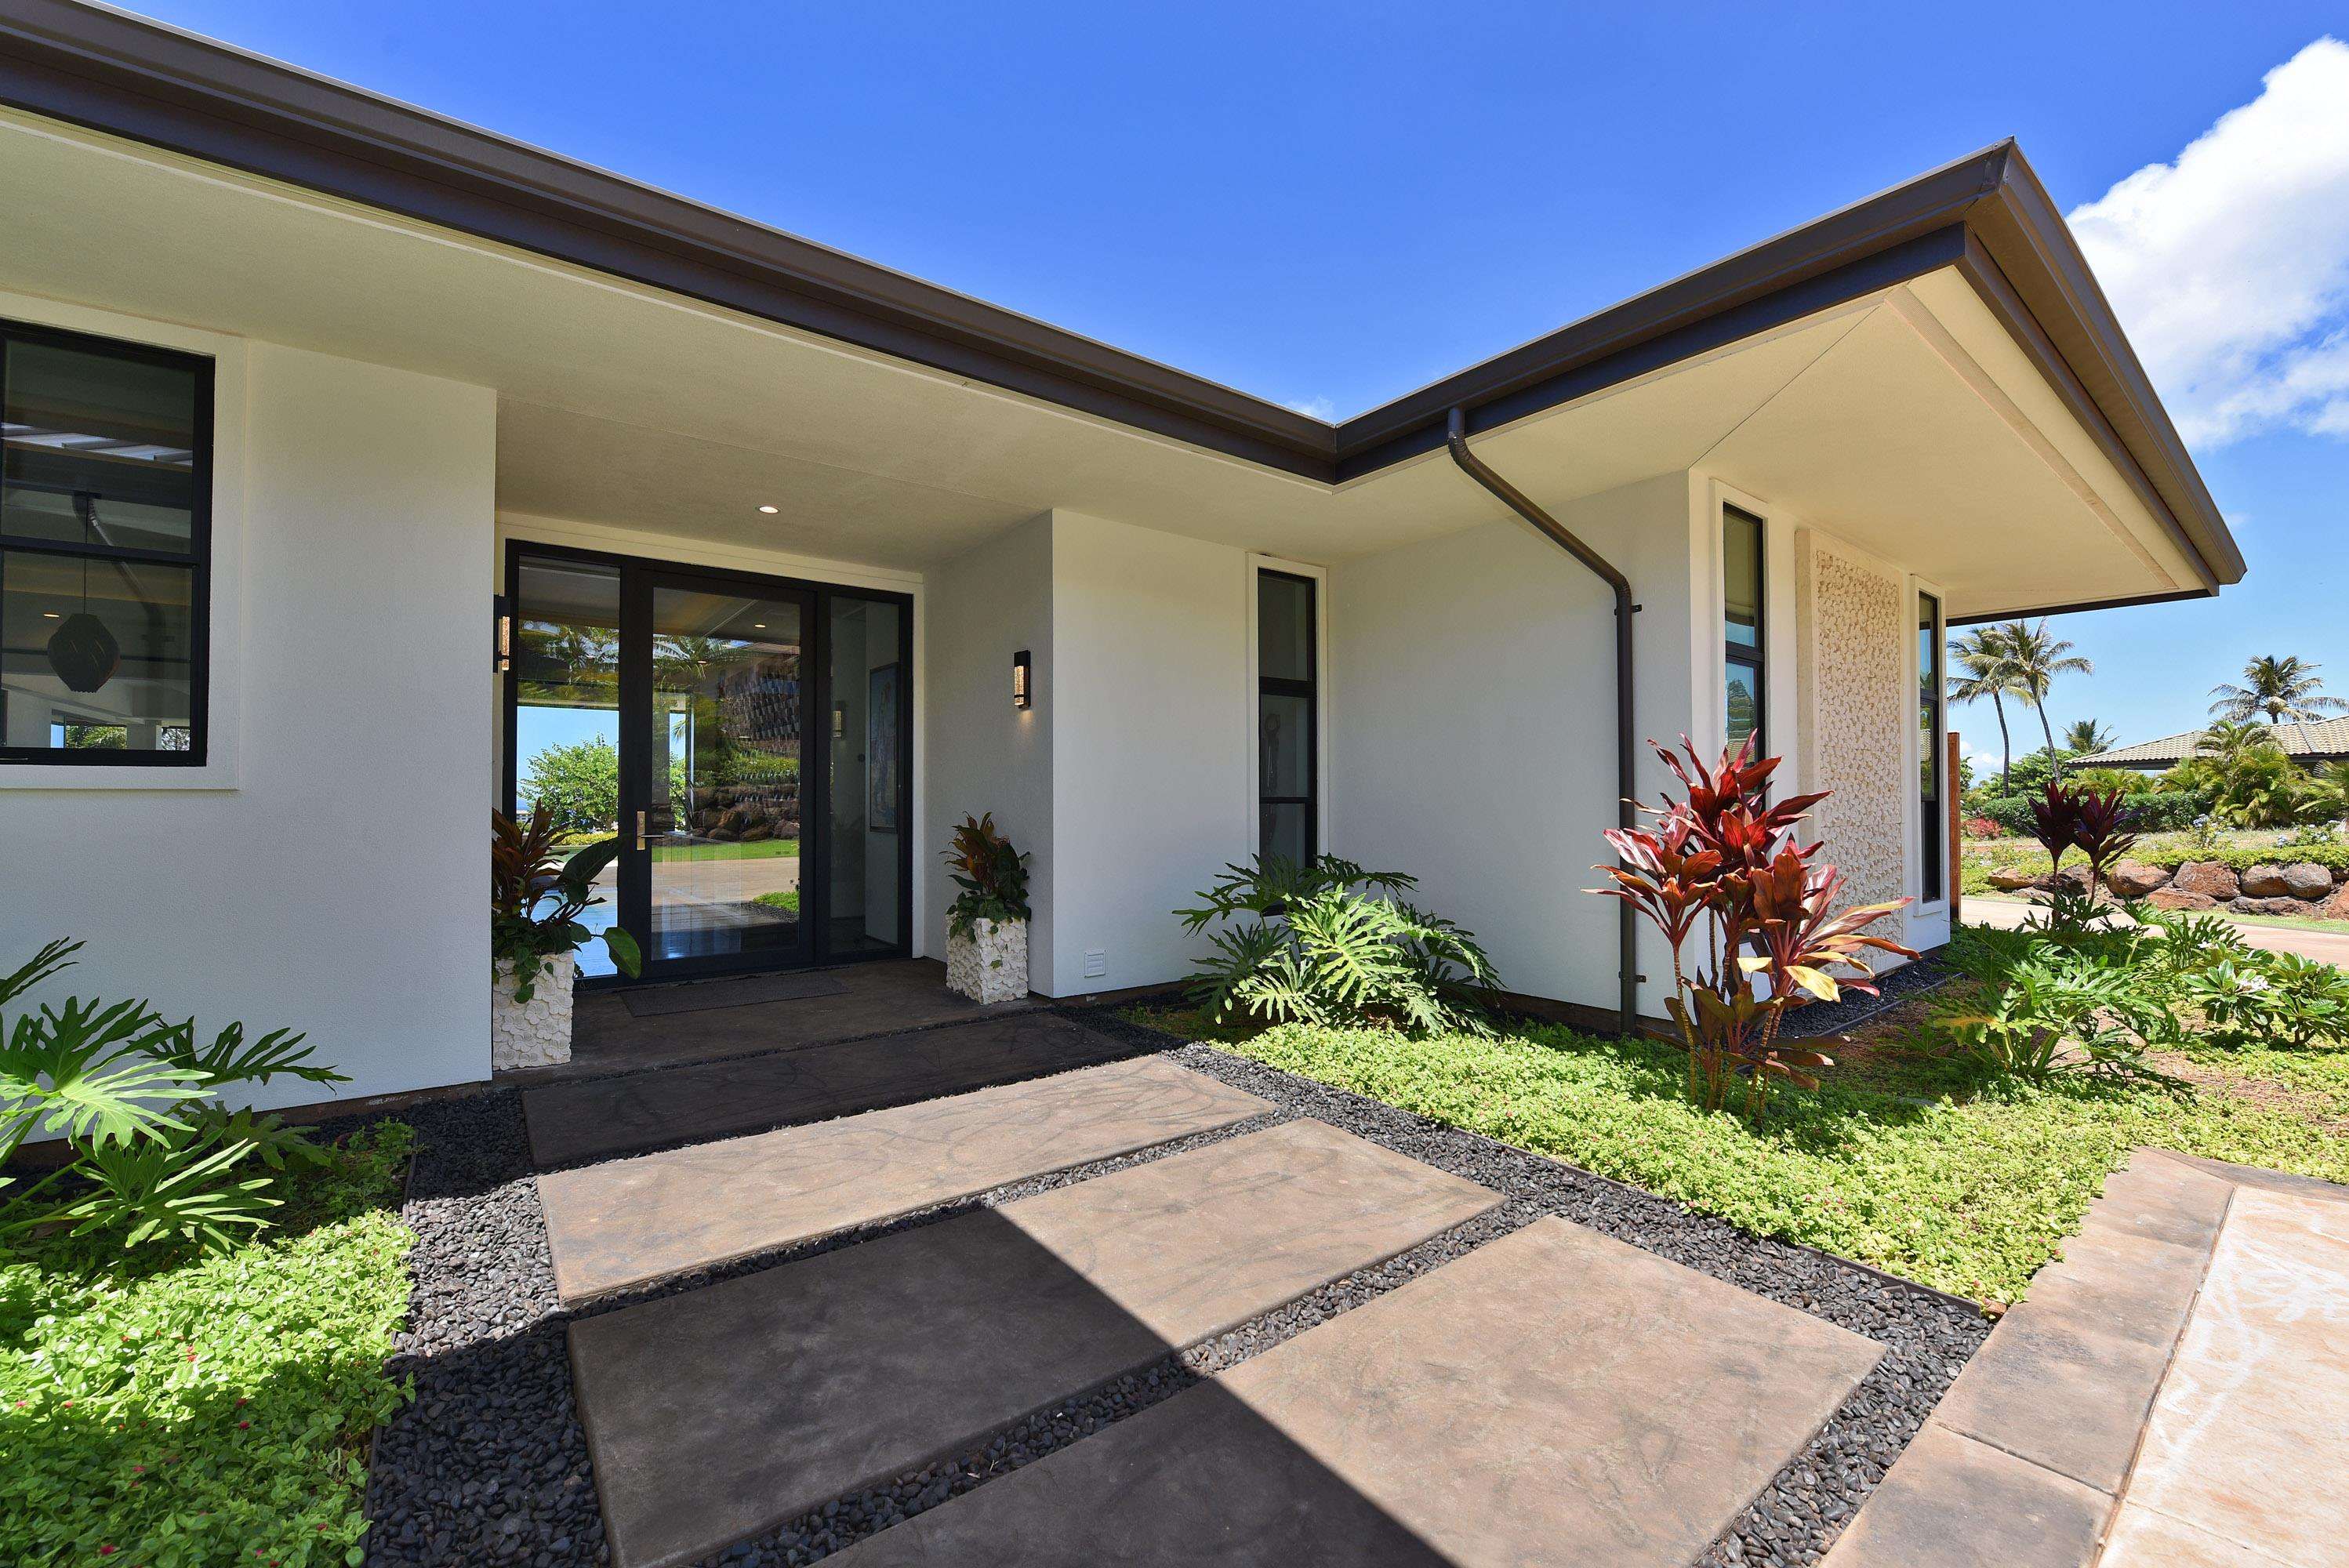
left=630, top=577, right=811, bottom=975
left=503, top=544, right=913, bottom=985
left=509, top=554, right=624, bottom=975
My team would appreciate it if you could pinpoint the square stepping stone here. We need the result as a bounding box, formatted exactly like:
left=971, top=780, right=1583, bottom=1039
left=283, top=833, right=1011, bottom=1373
left=834, top=1217, right=1884, bottom=1568
left=539, top=1054, right=1268, bottom=1300
left=569, top=1119, right=1501, bottom=1568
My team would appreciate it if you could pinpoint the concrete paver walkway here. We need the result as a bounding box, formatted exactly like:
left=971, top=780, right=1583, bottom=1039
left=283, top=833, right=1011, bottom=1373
left=568, top=1118, right=1500, bottom=1568
left=834, top=1218, right=1883, bottom=1568
left=1823, top=1150, right=2349, bottom=1567
left=2102, top=1168, right=2349, bottom=1567
left=539, top=1054, right=1268, bottom=1301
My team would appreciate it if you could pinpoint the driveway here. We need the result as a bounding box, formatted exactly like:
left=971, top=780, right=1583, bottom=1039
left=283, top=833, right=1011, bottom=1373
left=1966, top=894, right=2349, bottom=967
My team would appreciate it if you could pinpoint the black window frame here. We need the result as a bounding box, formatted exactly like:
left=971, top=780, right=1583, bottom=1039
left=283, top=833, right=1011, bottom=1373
left=0, top=317, right=214, bottom=768
left=1256, top=568, right=1320, bottom=866
left=1919, top=589, right=1944, bottom=902
left=1723, top=505, right=1765, bottom=755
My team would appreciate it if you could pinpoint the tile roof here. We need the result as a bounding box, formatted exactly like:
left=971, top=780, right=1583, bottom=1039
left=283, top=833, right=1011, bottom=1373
left=2083, top=717, right=2349, bottom=767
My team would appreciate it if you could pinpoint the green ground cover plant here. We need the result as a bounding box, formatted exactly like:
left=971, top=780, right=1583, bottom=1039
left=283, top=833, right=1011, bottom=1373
left=0, top=1123, right=415, bottom=1567
left=1147, top=1012, right=2347, bottom=1305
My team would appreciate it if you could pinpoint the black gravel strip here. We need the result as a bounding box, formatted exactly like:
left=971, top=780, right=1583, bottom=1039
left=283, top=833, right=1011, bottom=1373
left=1775, top=951, right=1956, bottom=1040
left=360, top=1010, right=1987, bottom=1568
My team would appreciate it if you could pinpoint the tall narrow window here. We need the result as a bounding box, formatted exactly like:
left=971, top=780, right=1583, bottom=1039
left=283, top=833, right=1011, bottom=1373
left=1, top=321, right=211, bottom=764
left=1723, top=506, right=1764, bottom=752
left=1919, top=590, right=1944, bottom=902
left=1258, top=570, right=1317, bottom=866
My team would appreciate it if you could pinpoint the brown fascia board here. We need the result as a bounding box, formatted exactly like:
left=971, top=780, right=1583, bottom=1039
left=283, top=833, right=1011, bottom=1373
left=0, top=3, right=2238, bottom=593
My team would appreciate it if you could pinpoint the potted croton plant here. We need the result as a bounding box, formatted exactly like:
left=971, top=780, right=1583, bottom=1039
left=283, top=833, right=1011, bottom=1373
left=943, top=812, right=1033, bottom=1004
left=491, top=808, right=642, bottom=1069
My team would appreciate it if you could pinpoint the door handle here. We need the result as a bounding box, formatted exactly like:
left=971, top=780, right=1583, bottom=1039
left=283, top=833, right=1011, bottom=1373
left=634, top=809, right=648, bottom=851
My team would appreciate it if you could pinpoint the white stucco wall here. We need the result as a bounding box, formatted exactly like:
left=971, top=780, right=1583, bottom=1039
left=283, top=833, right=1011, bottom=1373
left=923, top=512, right=1055, bottom=971
left=1047, top=510, right=1251, bottom=996
left=2, top=307, right=496, bottom=1109
left=1328, top=474, right=1704, bottom=1018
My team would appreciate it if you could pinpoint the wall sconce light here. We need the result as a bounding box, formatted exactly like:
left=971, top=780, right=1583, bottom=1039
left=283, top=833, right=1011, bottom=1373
left=493, top=594, right=512, bottom=674
left=833, top=702, right=847, bottom=739
left=1012, top=649, right=1032, bottom=710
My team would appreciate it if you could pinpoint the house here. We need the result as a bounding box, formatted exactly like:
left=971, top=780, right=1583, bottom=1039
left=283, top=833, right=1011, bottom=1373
left=0, top=2, right=2241, bottom=1110
left=2082, top=718, right=2349, bottom=773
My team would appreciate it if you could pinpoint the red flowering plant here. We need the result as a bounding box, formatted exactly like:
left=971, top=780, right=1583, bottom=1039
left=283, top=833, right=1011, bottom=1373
left=1592, top=739, right=1917, bottom=1122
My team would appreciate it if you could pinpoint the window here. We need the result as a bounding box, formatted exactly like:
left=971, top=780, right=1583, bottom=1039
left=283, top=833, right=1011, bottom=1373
left=1, top=321, right=211, bottom=764
left=1257, top=569, right=1318, bottom=866
left=1919, top=590, right=1944, bottom=901
left=1723, top=506, right=1764, bottom=752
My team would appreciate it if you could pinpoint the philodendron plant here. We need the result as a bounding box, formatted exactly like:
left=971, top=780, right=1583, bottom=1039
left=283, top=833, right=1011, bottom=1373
left=491, top=808, right=642, bottom=1001
left=1592, top=738, right=1915, bottom=1123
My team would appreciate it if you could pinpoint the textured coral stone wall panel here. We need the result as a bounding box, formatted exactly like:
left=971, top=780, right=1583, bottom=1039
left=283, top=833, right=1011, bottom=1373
left=1803, top=536, right=1909, bottom=936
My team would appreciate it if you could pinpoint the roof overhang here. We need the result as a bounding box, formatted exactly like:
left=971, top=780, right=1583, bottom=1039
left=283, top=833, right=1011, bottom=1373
left=0, top=0, right=2243, bottom=612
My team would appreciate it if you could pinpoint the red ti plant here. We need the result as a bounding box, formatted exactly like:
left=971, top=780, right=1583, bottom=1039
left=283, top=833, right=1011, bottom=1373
left=1592, top=739, right=1917, bottom=1122
left=2028, top=779, right=2138, bottom=931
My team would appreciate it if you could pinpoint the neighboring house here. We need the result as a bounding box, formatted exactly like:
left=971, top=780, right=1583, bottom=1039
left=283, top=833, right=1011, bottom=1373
left=0, top=3, right=2242, bottom=1108
left=2082, top=718, right=2349, bottom=773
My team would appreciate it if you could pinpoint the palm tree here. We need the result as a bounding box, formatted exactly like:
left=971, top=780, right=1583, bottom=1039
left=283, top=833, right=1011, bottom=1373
left=2208, top=655, right=2348, bottom=751
left=2002, top=621, right=2094, bottom=782
left=2061, top=718, right=2117, bottom=756
left=1948, top=626, right=2025, bottom=793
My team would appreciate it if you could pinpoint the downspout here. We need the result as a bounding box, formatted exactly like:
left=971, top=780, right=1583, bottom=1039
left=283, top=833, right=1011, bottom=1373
left=1444, top=408, right=1640, bottom=1037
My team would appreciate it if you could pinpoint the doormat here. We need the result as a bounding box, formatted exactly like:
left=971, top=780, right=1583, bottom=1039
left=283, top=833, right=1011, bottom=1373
left=622, top=972, right=851, bottom=1017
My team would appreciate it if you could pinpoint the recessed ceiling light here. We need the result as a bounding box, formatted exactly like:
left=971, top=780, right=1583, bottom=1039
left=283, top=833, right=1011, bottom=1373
left=757, top=504, right=779, bottom=514
left=42, top=611, right=60, bottom=619
left=753, top=622, right=767, bottom=629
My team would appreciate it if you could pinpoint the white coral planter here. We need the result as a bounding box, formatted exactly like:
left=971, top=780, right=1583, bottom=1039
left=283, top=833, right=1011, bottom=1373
left=492, top=952, right=575, bottom=1070
left=947, top=916, right=1029, bottom=1005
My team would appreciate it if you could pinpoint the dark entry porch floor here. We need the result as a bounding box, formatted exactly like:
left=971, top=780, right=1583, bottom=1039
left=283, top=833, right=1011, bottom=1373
left=539, top=957, right=1046, bottom=1080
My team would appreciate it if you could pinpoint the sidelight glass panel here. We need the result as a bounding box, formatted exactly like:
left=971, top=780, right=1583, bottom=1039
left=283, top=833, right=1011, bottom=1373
left=826, top=595, right=906, bottom=956
left=1258, top=572, right=1313, bottom=681
left=1725, top=661, right=1761, bottom=750
left=511, top=554, right=623, bottom=975
left=1723, top=507, right=1761, bottom=650
left=1255, top=568, right=1318, bottom=867
left=1919, top=591, right=1943, bottom=901
left=647, top=586, right=805, bottom=965
left=1259, top=691, right=1313, bottom=797
left=1261, top=800, right=1310, bottom=869
left=1723, top=506, right=1765, bottom=752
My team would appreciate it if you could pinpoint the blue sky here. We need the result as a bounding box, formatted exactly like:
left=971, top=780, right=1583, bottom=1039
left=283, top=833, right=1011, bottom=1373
left=133, top=1, right=2349, bottom=763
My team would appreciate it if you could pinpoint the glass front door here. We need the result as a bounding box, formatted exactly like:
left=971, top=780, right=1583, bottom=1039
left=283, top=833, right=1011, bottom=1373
left=504, top=545, right=912, bottom=985
left=628, top=573, right=812, bottom=977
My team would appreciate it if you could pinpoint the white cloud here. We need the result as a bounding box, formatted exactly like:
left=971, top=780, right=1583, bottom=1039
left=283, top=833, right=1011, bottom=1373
left=2067, top=37, right=2349, bottom=445
left=1284, top=396, right=1337, bottom=422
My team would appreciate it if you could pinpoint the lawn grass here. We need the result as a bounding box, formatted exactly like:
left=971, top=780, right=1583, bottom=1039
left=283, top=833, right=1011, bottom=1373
left=650, top=837, right=800, bottom=862
left=0, top=1123, right=416, bottom=1568
left=1136, top=1007, right=2349, bottom=1305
